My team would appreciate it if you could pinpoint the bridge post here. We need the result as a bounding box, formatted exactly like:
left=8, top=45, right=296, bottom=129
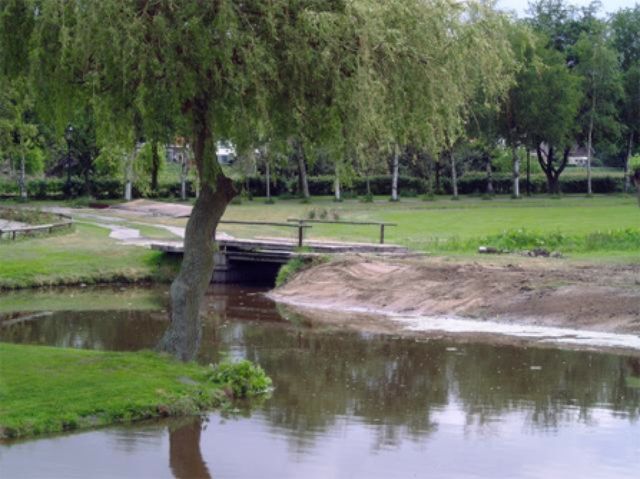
left=297, top=222, right=304, bottom=247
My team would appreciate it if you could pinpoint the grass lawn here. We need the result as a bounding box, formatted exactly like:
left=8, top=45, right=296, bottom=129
left=1, top=194, right=638, bottom=291
left=0, top=343, right=269, bottom=439
left=220, top=194, right=640, bottom=259
left=0, top=223, right=179, bottom=289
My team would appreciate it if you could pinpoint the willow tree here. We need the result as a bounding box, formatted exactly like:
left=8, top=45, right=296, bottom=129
left=2, top=0, right=317, bottom=360
left=402, top=1, right=515, bottom=199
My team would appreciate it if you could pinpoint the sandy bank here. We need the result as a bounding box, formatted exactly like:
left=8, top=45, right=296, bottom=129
left=269, top=256, right=640, bottom=351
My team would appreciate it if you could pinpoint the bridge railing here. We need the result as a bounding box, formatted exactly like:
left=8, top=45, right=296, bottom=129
left=287, top=218, right=397, bottom=244
left=217, top=220, right=312, bottom=247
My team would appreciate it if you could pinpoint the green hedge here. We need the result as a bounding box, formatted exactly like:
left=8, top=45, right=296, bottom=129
left=0, top=177, right=196, bottom=200
left=0, top=172, right=625, bottom=200
left=240, top=173, right=624, bottom=196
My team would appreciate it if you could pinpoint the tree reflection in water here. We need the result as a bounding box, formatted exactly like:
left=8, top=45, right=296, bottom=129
left=169, top=417, right=211, bottom=479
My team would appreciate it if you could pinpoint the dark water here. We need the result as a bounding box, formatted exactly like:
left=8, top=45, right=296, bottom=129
left=1, top=285, right=639, bottom=478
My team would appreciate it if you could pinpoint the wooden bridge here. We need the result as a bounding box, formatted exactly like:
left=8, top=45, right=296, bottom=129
left=152, top=219, right=409, bottom=283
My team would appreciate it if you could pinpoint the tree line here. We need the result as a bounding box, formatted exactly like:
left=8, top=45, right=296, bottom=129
left=1, top=1, right=639, bottom=204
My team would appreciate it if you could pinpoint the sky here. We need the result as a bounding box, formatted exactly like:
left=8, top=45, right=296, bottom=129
left=496, top=0, right=639, bottom=17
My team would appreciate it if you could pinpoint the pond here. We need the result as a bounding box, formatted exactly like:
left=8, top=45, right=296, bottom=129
left=1, top=285, right=639, bottom=478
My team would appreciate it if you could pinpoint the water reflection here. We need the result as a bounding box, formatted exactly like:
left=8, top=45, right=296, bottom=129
left=1, top=285, right=639, bottom=478
left=169, top=418, right=211, bottom=479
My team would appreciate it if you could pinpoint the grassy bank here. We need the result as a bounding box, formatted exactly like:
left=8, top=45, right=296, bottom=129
left=221, top=194, right=640, bottom=260
left=0, top=223, right=179, bottom=289
left=0, top=343, right=271, bottom=439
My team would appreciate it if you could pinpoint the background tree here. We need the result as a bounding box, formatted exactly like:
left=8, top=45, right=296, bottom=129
left=0, top=80, right=39, bottom=200
left=517, top=46, right=582, bottom=193
left=610, top=5, right=640, bottom=192
left=573, top=29, right=623, bottom=195
left=496, top=22, right=539, bottom=198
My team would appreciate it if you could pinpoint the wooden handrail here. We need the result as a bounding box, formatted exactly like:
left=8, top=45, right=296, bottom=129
left=217, top=220, right=311, bottom=247
left=287, top=218, right=397, bottom=244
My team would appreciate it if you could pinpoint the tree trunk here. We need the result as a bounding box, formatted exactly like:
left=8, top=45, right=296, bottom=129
left=486, top=154, right=494, bottom=195
left=180, top=159, right=187, bottom=201
left=391, top=143, right=399, bottom=201
left=548, top=174, right=560, bottom=195
left=157, top=104, right=236, bottom=361
left=537, top=144, right=568, bottom=195
left=125, top=148, right=134, bottom=201
left=296, top=140, right=310, bottom=199
left=366, top=175, right=371, bottom=196
left=586, top=92, right=595, bottom=196
left=19, top=150, right=27, bottom=200
left=634, top=170, right=640, bottom=206
left=435, top=159, right=441, bottom=193
left=265, top=160, right=271, bottom=200
left=624, top=132, right=634, bottom=193
left=526, top=148, right=531, bottom=196
left=450, top=148, right=458, bottom=198
left=334, top=163, right=341, bottom=201
left=511, top=146, right=519, bottom=198
left=151, top=141, right=160, bottom=193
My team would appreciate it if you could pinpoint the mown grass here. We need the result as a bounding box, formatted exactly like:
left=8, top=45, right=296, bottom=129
left=220, top=194, right=640, bottom=259
left=0, top=343, right=271, bottom=439
left=0, top=223, right=180, bottom=289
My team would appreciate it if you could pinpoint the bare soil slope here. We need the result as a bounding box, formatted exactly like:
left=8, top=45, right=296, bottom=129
left=271, top=256, right=640, bottom=334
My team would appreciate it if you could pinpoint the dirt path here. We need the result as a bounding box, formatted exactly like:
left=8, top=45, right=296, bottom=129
left=270, top=256, right=640, bottom=351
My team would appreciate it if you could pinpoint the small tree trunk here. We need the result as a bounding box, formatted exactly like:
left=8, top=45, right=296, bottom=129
left=296, top=140, right=310, bottom=199
left=450, top=148, right=458, bottom=198
left=334, top=164, right=341, bottom=201
left=157, top=108, right=236, bottom=361
left=151, top=141, right=160, bottom=193
left=512, top=146, right=520, bottom=198
left=391, top=143, right=399, bottom=201
left=180, top=159, right=187, bottom=201
left=265, top=160, right=271, bottom=200
left=548, top=174, right=560, bottom=195
left=19, top=150, right=27, bottom=200
left=587, top=95, right=595, bottom=196
left=624, top=133, right=634, bottom=193
left=486, top=155, right=494, bottom=195
left=366, top=175, right=371, bottom=196
left=435, top=159, right=441, bottom=193
left=125, top=149, right=134, bottom=201
left=634, top=171, right=640, bottom=206
left=526, top=148, right=531, bottom=196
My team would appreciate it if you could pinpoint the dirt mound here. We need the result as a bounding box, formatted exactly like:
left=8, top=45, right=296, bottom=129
left=271, top=256, right=640, bottom=335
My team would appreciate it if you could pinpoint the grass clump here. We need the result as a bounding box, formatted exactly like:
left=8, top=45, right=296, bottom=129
left=275, top=257, right=307, bottom=287
left=0, top=343, right=272, bottom=439
left=208, top=360, right=272, bottom=398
